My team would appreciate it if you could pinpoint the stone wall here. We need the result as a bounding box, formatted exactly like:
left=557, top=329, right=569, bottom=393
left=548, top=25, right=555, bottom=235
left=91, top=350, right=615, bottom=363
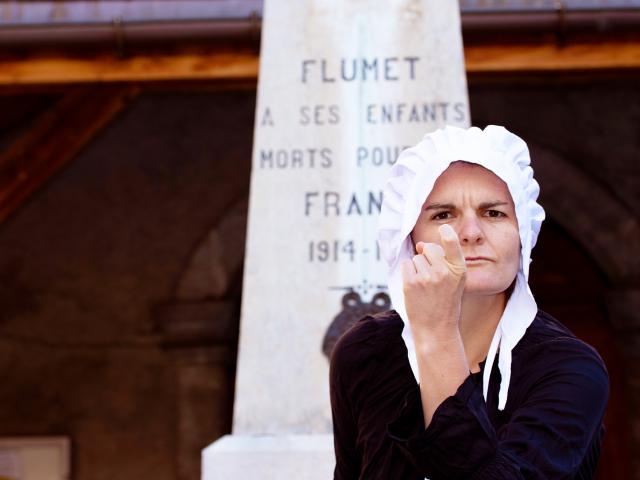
left=0, top=90, right=255, bottom=480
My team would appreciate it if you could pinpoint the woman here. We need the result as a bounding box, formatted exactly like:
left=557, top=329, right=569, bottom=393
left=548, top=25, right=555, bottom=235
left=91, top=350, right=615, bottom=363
left=330, top=125, right=609, bottom=479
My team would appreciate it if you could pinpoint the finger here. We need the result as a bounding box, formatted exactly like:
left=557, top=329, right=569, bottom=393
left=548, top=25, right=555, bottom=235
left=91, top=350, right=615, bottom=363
left=438, top=224, right=467, bottom=274
left=415, top=241, right=425, bottom=255
left=400, top=259, right=416, bottom=283
left=421, top=243, right=445, bottom=267
left=412, top=253, right=431, bottom=274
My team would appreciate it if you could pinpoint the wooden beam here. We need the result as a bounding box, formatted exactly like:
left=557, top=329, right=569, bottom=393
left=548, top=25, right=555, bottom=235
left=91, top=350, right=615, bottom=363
left=464, top=40, right=640, bottom=73
left=0, top=86, right=139, bottom=223
left=0, top=40, right=639, bottom=86
left=0, top=48, right=259, bottom=85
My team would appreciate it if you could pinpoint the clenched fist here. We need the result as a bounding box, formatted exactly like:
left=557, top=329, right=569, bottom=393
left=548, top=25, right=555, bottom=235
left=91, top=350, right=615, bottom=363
left=401, top=224, right=467, bottom=344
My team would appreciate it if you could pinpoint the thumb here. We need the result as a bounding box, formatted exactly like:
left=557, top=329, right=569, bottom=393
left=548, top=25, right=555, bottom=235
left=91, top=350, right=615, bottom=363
left=438, top=224, right=466, bottom=274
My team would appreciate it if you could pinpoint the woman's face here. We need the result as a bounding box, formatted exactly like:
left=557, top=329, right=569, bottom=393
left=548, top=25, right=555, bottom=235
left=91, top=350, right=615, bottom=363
left=411, top=161, right=520, bottom=297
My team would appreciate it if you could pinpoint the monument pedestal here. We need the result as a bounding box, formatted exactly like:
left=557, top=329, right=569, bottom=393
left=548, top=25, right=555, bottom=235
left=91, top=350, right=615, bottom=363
left=201, top=434, right=334, bottom=479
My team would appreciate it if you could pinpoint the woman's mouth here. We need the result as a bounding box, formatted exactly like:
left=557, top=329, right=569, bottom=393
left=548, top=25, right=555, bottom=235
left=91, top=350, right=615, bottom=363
left=465, top=256, right=491, bottom=263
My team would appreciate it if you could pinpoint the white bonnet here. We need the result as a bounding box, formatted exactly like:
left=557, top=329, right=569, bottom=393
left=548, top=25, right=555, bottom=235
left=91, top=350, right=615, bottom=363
left=377, top=124, right=545, bottom=410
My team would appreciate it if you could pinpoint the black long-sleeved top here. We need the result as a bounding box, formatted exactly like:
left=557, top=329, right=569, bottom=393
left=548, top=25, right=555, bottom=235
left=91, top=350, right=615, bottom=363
left=329, top=309, right=609, bottom=479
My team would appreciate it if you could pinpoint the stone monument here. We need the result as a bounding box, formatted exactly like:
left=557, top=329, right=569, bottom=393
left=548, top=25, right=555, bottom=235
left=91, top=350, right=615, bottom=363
left=202, top=0, right=469, bottom=477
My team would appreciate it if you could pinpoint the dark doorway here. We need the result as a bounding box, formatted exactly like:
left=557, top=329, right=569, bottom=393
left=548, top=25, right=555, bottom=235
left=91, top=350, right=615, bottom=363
left=530, top=218, right=628, bottom=479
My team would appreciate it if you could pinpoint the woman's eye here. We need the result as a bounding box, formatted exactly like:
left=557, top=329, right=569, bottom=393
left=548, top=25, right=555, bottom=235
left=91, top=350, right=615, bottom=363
left=485, top=210, right=506, bottom=218
left=432, top=211, right=452, bottom=220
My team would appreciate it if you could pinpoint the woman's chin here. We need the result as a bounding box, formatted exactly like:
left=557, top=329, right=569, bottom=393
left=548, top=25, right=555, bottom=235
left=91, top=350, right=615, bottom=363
left=463, top=279, right=512, bottom=298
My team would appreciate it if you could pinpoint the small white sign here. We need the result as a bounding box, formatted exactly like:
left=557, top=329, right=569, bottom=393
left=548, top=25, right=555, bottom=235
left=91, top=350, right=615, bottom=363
left=0, top=438, right=69, bottom=480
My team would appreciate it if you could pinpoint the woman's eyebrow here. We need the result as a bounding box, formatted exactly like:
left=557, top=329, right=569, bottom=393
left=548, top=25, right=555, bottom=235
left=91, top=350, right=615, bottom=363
left=423, top=202, right=455, bottom=211
left=424, top=200, right=509, bottom=211
left=479, top=201, right=510, bottom=209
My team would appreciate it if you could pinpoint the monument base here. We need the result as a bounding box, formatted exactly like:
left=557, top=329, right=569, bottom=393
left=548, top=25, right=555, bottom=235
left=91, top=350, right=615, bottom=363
left=201, top=434, right=335, bottom=480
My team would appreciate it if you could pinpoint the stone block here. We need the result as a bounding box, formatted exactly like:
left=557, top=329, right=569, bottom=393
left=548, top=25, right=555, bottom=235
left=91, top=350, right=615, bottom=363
left=201, top=434, right=334, bottom=480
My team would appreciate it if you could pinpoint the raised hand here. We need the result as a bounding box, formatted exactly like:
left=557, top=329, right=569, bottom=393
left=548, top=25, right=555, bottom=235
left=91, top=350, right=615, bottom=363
left=400, top=224, right=467, bottom=343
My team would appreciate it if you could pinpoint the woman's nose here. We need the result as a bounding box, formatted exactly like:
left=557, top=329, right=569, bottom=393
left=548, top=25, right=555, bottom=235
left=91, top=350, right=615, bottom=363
left=457, top=215, right=484, bottom=244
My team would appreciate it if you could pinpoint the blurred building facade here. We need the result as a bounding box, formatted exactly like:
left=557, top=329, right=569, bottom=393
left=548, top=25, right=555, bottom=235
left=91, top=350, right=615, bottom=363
left=0, top=1, right=639, bottom=478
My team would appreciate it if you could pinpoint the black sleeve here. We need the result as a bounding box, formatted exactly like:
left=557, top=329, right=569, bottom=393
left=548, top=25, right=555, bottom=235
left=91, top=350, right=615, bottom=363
left=387, top=338, right=609, bottom=479
left=329, top=335, right=362, bottom=479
